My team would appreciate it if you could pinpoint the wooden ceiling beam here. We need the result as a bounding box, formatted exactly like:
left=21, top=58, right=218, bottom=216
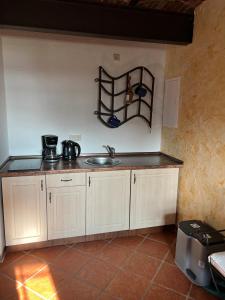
left=0, top=0, right=194, bottom=44
left=129, top=0, right=139, bottom=7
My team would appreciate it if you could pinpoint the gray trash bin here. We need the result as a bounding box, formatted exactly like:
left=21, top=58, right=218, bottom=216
left=175, top=220, right=225, bottom=286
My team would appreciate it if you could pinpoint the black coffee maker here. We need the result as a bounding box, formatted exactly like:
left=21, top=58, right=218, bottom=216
left=42, top=135, right=60, bottom=162
left=62, top=140, right=81, bottom=160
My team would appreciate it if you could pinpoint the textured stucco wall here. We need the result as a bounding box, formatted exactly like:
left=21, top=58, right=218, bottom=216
left=162, top=0, right=225, bottom=229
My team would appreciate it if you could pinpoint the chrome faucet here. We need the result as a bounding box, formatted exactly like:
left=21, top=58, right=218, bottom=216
left=103, top=145, right=115, bottom=158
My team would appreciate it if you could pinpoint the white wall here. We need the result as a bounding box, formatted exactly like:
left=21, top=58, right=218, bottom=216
left=2, top=31, right=166, bottom=156
left=0, top=38, right=8, bottom=163
left=0, top=37, right=8, bottom=258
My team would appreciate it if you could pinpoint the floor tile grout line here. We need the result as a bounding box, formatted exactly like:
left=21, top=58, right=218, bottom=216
left=2, top=253, right=62, bottom=288
left=154, top=283, right=190, bottom=298
left=26, top=240, right=114, bottom=300
left=95, top=233, right=171, bottom=299
left=30, top=242, right=96, bottom=275
left=49, top=254, right=96, bottom=300
left=143, top=248, right=193, bottom=299
left=163, top=238, right=176, bottom=264
left=121, top=234, right=163, bottom=267
left=18, top=249, right=78, bottom=286
left=2, top=270, right=47, bottom=300
left=0, top=252, right=28, bottom=273
left=141, top=245, right=171, bottom=299
left=95, top=260, right=126, bottom=299
left=0, top=271, right=24, bottom=288
left=1, top=235, right=167, bottom=277
left=96, top=236, right=148, bottom=299
left=21, top=285, right=49, bottom=300
left=186, top=283, right=193, bottom=300
left=73, top=239, right=112, bottom=258
left=23, top=264, right=49, bottom=285
left=49, top=261, right=106, bottom=300
left=151, top=236, right=194, bottom=299
left=74, top=238, right=138, bottom=269
left=125, top=231, right=157, bottom=255
left=140, top=243, right=192, bottom=300
left=100, top=235, right=157, bottom=299
left=2, top=234, right=180, bottom=300
left=78, top=241, right=137, bottom=289
left=141, top=236, right=188, bottom=300
left=150, top=246, right=192, bottom=298
left=144, top=236, right=176, bottom=246
left=109, top=234, right=149, bottom=249
left=134, top=235, right=173, bottom=264
left=96, top=289, right=122, bottom=300
left=28, top=245, right=73, bottom=264
left=2, top=251, right=64, bottom=286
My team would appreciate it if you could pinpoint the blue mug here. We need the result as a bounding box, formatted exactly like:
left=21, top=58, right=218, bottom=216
left=107, top=115, right=121, bottom=128
left=135, top=85, right=147, bottom=97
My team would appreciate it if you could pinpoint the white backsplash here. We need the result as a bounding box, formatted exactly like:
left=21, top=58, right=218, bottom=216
left=2, top=32, right=166, bottom=156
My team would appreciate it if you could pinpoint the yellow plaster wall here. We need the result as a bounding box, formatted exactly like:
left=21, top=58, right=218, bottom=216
left=162, top=0, right=225, bottom=228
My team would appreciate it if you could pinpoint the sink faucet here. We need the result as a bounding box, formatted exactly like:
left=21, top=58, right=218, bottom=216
left=103, top=145, right=115, bottom=158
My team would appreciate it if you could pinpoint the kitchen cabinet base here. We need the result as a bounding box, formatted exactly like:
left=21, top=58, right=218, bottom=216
left=5, top=224, right=176, bottom=253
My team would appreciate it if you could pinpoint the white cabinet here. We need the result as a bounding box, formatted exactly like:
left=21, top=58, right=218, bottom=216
left=2, top=176, right=47, bottom=246
left=86, top=170, right=130, bottom=235
left=2, top=167, right=180, bottom=246
left=46, top=173, right=86, bottom=240
left=130, top=168, right=179, bottom=230
left=47, top=186, right=86, bottom=240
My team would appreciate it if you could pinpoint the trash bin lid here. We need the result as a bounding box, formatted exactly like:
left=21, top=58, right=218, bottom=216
left=178, top=220, right=224, bottom=246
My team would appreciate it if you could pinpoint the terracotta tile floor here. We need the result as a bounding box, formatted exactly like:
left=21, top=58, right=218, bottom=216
left=0, top=230, right=219, bottom=300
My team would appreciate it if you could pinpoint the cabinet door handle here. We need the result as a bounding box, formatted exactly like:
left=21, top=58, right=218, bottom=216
left=41, top=180, right=44, bottom=191
left=49, top=192, right=52, bottom=204
left=89, top=176, right=91, bottom=187
left=134, top=174, right=136, bottom=184
left=61, top=179, right=72, bottom=182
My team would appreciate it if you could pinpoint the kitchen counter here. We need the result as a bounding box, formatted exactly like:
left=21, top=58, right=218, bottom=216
left=0, top=152, right=183, bottom=177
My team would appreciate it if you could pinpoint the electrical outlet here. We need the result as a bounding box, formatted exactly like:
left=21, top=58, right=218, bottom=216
left=113, top=53, right=120, bottom=61
left=69, top=134, right=81, bottom=142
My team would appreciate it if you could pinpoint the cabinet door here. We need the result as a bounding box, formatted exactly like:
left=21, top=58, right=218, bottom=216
left=86, top=170, right=130, bottom=235
left=130, top=168, right=179, bottom=230
left=2, top=176, right=47, bottom=246
left=47, top=186, right=85, bottom=240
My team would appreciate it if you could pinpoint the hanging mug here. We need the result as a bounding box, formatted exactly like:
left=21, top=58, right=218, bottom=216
left=135, top=85, right=147, bottom=97
left=107, top=115, right=121, bottom=128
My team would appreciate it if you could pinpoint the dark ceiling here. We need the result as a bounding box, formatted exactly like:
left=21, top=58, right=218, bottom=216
left=73, top=0, right=205, bottom=14
left=1, top=0, right=197, bottom=44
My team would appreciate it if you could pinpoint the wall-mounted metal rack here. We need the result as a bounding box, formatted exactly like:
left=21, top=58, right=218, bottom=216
left=94, top=66, right=155, bottom=129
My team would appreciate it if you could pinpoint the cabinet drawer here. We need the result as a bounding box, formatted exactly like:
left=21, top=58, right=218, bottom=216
left=46, top=173, right=86, bottom=188
left=132, top=168, right=179, bottom=177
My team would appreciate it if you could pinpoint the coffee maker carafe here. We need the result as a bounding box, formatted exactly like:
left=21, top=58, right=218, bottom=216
left=42, top=135, right=60, bottom=162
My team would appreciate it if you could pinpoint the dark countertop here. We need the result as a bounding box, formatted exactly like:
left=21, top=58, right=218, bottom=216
left=0, top=152, right=183, bottom=177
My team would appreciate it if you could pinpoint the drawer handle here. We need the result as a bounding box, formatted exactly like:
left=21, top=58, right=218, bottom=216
left=134, top=174, right=136, bottom=184
left=61, top=179, right=72, bottom=182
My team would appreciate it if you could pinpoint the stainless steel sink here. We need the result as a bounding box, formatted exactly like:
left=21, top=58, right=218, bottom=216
left=85, top=157, right=121, bottom=167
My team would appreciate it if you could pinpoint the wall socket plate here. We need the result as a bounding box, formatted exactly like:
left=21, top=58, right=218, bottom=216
left=113, top=53, right=120, bottom=61
left=69, top=134, right=81, bottom=142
